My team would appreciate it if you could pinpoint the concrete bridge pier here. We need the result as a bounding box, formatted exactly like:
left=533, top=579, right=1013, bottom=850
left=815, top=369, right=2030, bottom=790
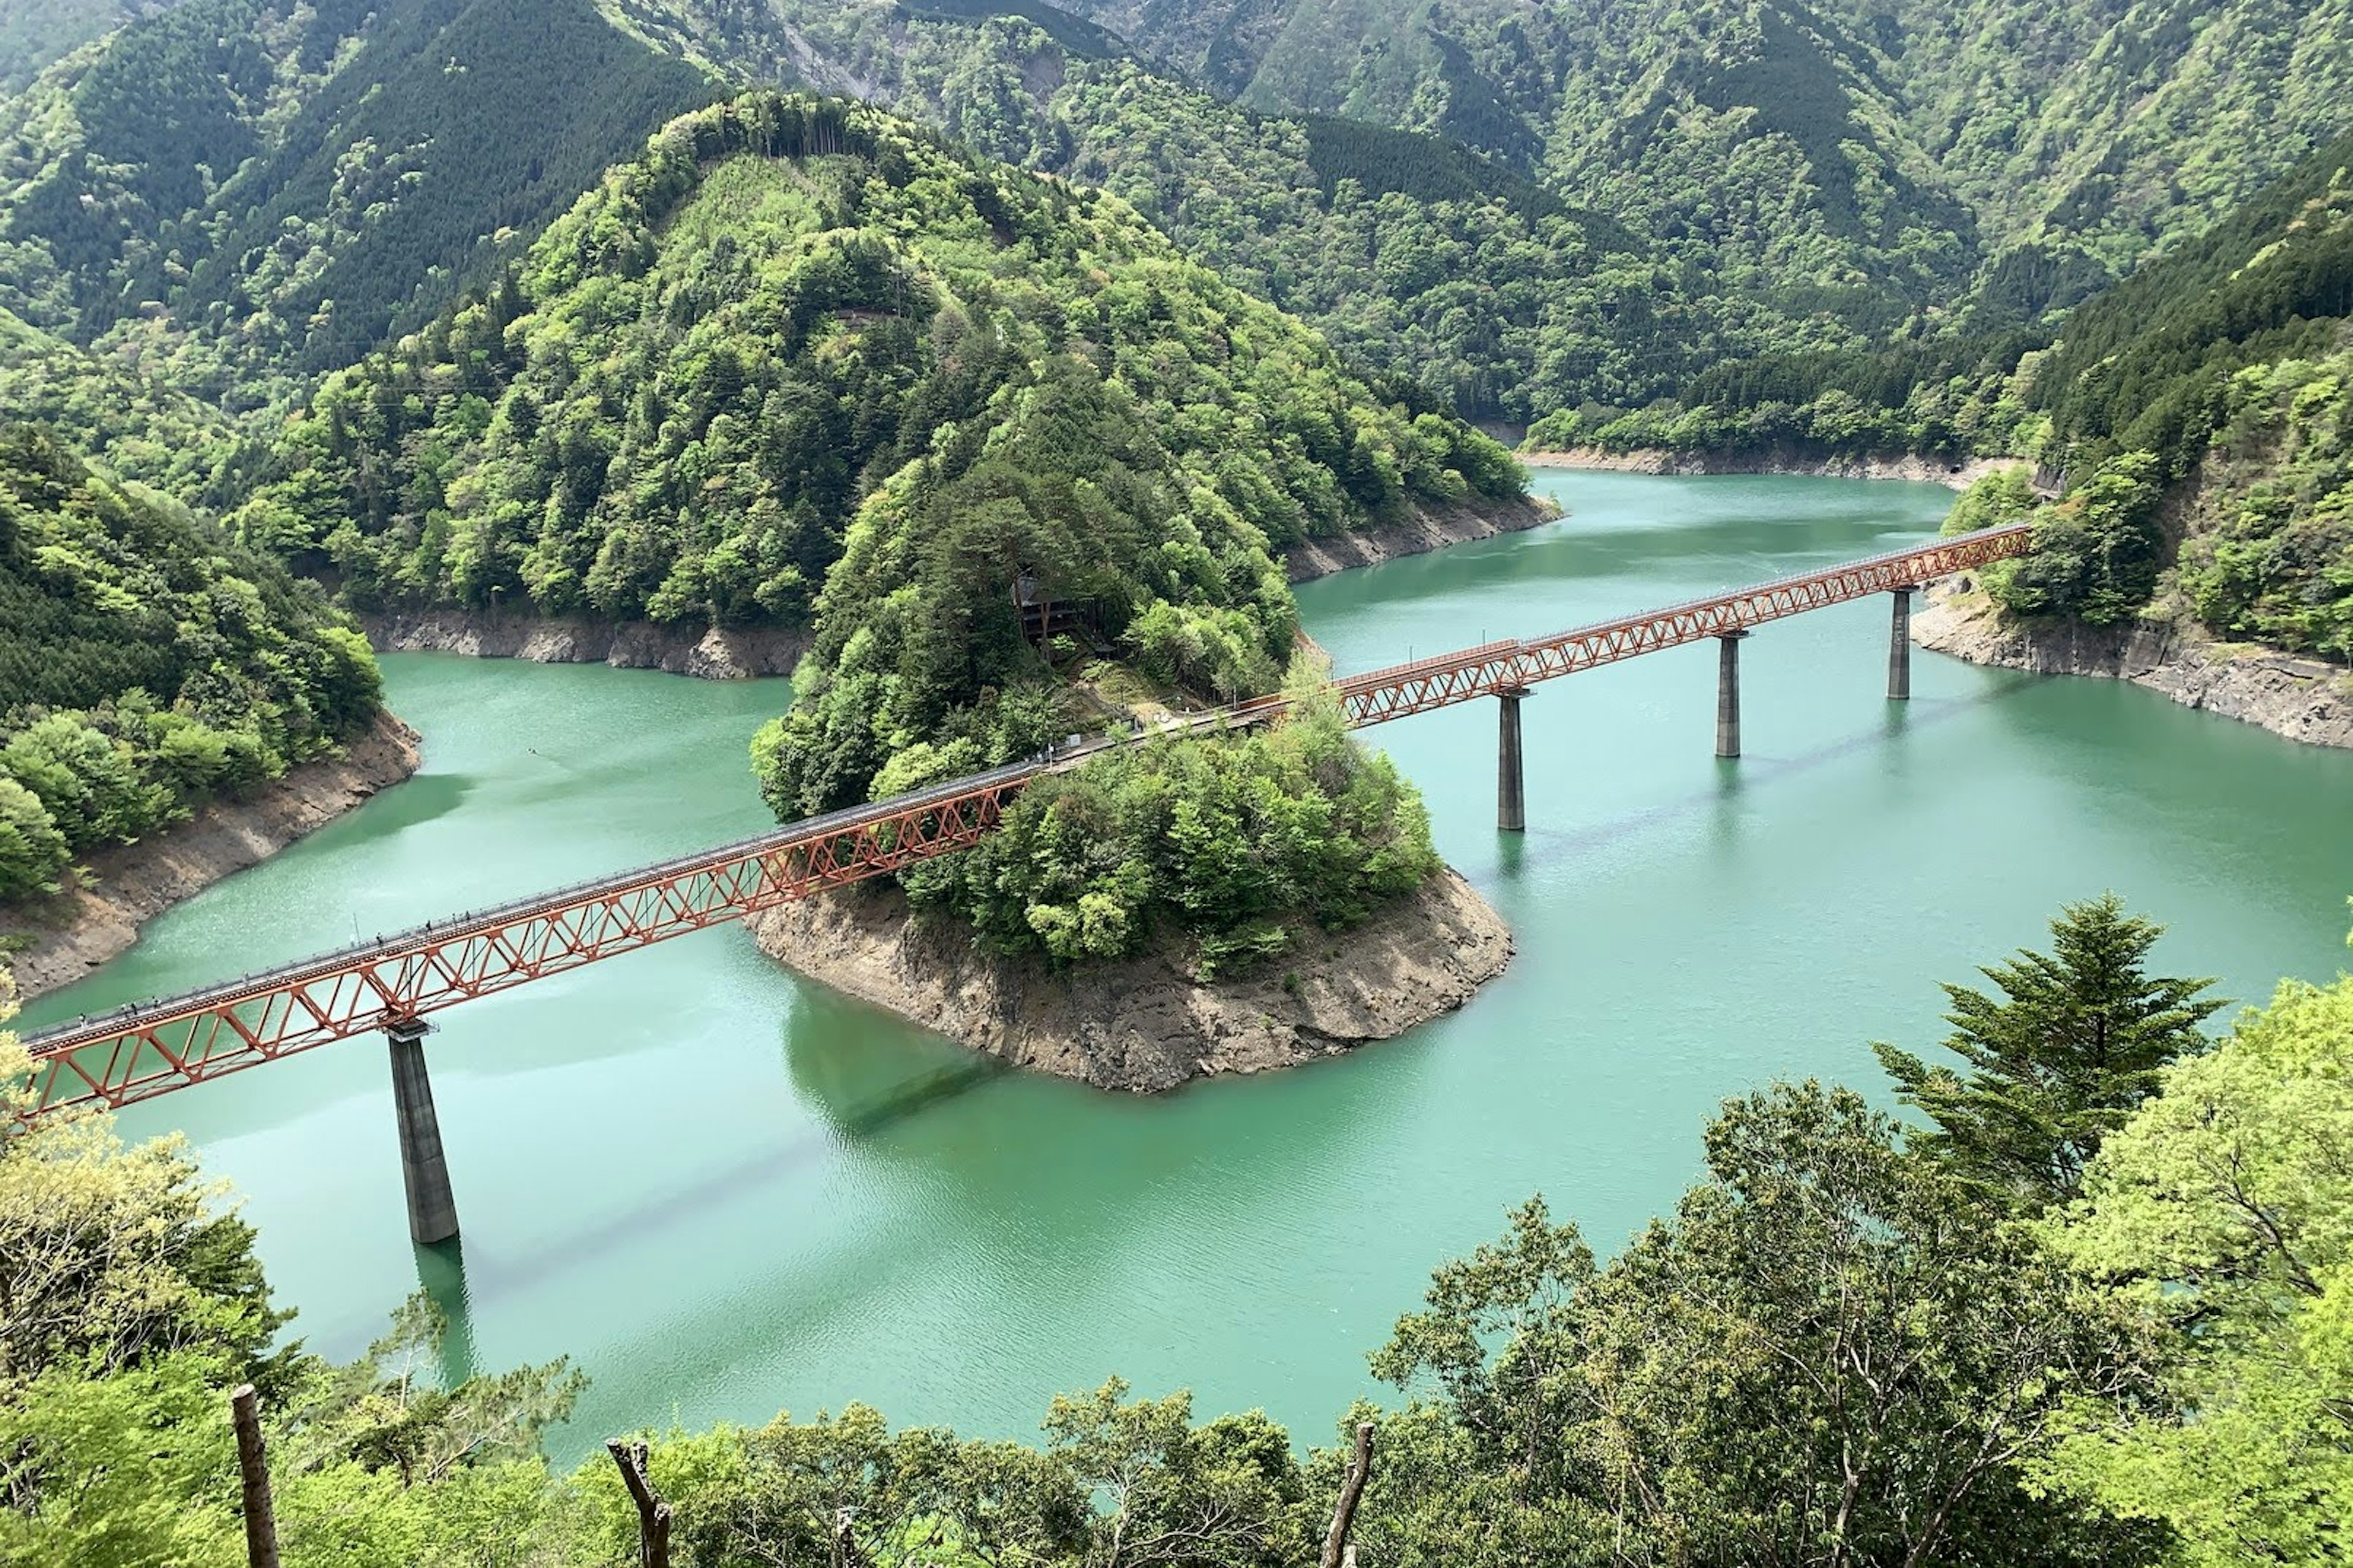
left=1715, top=631, right=1748, bottom=759
left=1497, top=687, right=1530, bottom=831
left=387, top=1018, right=460, bottom=1245
left=1887, top=586, right=1915, bottom=701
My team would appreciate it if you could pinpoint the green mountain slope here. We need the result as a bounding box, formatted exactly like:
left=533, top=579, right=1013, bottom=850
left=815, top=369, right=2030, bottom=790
left=1059, top=0, right=2353, bottom=336
left=239, top=93, right=1518, bottom=635
left=0, top=0, right=716, bottom=414
left=0, top=426, right=384, bottom=901
left=593, top=4, right=1705, bottom=420
left=0, top=0, right=182, bottom=93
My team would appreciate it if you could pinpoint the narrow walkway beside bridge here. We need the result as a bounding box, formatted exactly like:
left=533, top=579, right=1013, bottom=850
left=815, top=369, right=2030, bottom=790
left=16, top=522, right=2031, bottom=1240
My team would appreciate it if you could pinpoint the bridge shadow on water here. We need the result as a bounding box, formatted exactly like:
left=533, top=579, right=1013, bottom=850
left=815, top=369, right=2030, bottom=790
left=1498, top=673, right=2041, bottom=872
left=406, top=1014, right=1016, bottom=1315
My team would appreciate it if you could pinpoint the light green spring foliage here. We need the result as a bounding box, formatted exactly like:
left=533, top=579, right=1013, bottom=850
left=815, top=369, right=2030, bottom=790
left=0, top=426, right=384, bottom=903
left=1355, top=1084, right=2164, bottom=1568
left=244, top=92, right=1517, bottom=647
left=0, top=979, right=586, bottom=1568
left=896, top=680, right=1440, bottom=966
left=2038, top=936, right=2353, bottom=1565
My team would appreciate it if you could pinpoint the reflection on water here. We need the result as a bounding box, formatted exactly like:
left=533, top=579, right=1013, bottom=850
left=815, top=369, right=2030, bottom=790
left=26, top=471, right=2353, bottom=1466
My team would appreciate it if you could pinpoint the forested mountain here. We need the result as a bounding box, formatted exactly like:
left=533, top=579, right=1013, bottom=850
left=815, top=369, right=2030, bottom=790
left=0, top=426, right=382, bottom=901
left=0, top=0, right=715, bottom=417
left=240, top=93, right=1514, bottom=712
left=1056, top=0, right=2353, bottom=331
left=587, top=2, right=1695, bottom=419
left=0, top=0, right=181, bottom=93
left=1539, top=124, right=2353, bottom=663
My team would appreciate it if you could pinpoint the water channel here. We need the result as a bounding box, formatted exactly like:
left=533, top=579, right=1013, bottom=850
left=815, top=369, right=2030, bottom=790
left=22, top=469, right=2353, bottom=1461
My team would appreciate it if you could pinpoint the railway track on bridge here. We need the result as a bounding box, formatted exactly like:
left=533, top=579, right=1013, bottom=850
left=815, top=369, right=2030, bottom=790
left=17, top=522, right=2031, bottom=1124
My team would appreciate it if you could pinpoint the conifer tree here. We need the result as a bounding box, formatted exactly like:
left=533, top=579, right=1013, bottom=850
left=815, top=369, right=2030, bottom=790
left=1874, top=895, right=2222, bottom=1209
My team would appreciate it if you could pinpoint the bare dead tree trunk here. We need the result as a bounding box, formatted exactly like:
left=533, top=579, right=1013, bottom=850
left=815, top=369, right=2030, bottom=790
left=230, top=1385, right=280, bottom=1568
left=834, top=1506, right=867, bottom=1568
left=1320, top=1421, right=1375, bottom=1568
left=606, top=1438, right=673, bottom=1568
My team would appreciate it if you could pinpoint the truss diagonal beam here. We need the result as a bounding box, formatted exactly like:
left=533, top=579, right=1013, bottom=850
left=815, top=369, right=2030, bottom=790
left=17, top=524, right=2032, bottom=1115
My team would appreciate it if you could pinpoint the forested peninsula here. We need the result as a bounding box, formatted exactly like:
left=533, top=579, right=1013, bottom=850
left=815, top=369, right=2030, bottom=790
left=4, top=1, right=2353, bottom=1560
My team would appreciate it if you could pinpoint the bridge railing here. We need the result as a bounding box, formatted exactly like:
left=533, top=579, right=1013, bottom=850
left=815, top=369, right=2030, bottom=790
left=14, top=522, right=2036, bottom=1114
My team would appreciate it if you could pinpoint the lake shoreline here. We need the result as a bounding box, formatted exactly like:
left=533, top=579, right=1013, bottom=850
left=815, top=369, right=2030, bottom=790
left=1913, top=579, right=2353, bottom=749
left=1, top=710, right=424, bottom=999
left=1525, top=446, right=2027, bottom=490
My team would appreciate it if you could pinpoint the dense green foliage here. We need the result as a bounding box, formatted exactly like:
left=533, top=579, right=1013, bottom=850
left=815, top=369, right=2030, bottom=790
left=897, top=686, right=1438, bottom=965
left=2039, top=947, right=2353, bottom=1561
left=1874, top=894, right=2223, bottom=1209
left=0, top=0, right=716, bottom=419
left=1550, top=125, right=2353, bottom=659
left=21, top=895, right=2337, bottom=1567
left=0, top=308, right=256, bottom=509
left=0, top=1, right=179, bottom=93
left=610, top=4, right=1692, bottom=421
left=241, top=93, right=1515, bottom=656
left=0, top=427, right=381, bottom=902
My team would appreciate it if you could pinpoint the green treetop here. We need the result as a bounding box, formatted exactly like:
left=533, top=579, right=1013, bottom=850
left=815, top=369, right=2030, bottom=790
left=1874, top=894, right=2222, bottom=1210
left=2037, top=930, right=2353, bottom=1564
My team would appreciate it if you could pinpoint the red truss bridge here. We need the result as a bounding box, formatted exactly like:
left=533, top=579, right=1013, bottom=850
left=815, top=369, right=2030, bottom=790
left=14, top=522, right=2029, bottom=1238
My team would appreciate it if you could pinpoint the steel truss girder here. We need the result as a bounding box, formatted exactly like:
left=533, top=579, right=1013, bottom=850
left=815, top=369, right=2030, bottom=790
left=1329, top=523, right=2030, bottom=725
left=17, top=525, right=2032, bottom=1116
left=21, top=779, right=1023, bottom=1113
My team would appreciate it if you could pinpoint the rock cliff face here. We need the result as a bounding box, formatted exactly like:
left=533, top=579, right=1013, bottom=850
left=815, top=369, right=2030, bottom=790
left=361, top=612, right=809, bottom=678
left=750, top=869, right=1514, bottom=1092
left=1913, top=579, right=2353, bottom=748
left=1, top=711, right=425, bottom=998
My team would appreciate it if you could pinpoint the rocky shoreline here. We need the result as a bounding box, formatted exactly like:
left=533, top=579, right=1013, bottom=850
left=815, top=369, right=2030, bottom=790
left=1283, top=492, right=1562, bottom=581
left=358, top=493, right=1561, bottom=676
left=361, top=610, right=809, bottom=678
left=1913, top=579, right=2353, bottom=749
left=1525, top=446, right=2028, bottom=491
left=751, top=869, right=1514, bottom=1092
left=1, top=710, right=425, bottom=999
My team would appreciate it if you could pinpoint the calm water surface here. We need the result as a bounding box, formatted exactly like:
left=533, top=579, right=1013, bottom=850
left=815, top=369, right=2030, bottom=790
left=24, top=470, right=2353, bottom=1460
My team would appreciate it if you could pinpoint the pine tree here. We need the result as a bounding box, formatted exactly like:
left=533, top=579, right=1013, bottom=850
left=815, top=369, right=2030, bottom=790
left=1874, top=895, right=2224, bottom=1209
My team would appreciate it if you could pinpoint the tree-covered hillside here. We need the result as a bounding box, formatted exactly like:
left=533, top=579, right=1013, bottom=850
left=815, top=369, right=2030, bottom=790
left=595, top=3, right=1694, bottom=420
left=240, top=91, right=1515, bottom=637
left=1058, top=0, right=2353, bottom=334
left=0, top=0, right=181, bottom=93
left=0, top=0, right=716, bottom=415
left=0, top=427, right=383, bottom=903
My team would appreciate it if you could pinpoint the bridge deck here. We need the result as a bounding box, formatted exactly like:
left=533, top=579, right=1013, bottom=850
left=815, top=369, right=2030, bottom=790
left=15, top=523, right=2030, bottom=1113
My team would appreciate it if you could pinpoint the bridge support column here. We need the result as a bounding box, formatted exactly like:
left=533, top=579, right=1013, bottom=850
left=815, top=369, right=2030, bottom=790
left=1715, top=632, right=1748, bottom=759
left=387, top=1018, right=459, bottom=1246
left=1887, top=586, right=1915, bottom=701
left=1497, top=687, right=1529, bottom=832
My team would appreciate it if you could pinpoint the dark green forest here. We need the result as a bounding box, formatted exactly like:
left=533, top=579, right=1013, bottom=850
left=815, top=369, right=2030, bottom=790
left=8, top=899, right=2346, bottom=1564
left=0, top=427, right=382, bottom=902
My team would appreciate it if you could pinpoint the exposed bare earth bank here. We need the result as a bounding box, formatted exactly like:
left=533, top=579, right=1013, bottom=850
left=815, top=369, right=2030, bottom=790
left=1283, top=493, right=1560, bottom=580
left=361, top=610, right=809, bottom=678
left=1914, top=578, right=2353, bottom=749
left=356, top=496, right=1559, bottom=678
left=1525, top=447, right=2029, bottom=491
left=1, top=710, right=423, bottom=999
left=751, top=869, right=1515, bottom=1092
